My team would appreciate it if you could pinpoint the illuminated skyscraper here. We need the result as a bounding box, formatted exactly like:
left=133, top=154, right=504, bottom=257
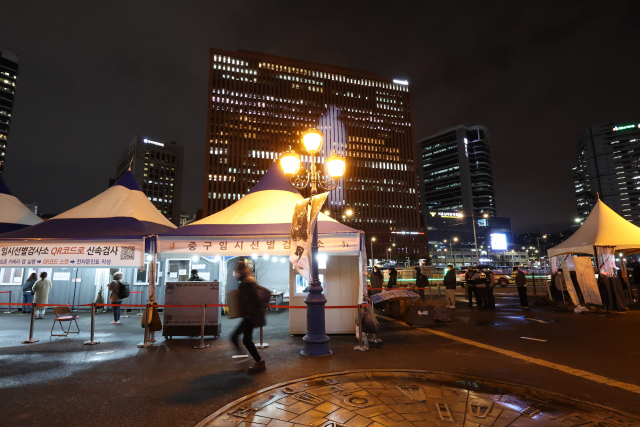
left=203, top=49, right=426, bottom=257
left=0, top=48, right=19, bottom=176
left=113, top=135, right=184, bottom=226
left=573, top=122, right=640, bottom=224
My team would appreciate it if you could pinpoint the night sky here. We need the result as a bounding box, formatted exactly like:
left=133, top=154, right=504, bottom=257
left=1, top=1, right=638, bottom=233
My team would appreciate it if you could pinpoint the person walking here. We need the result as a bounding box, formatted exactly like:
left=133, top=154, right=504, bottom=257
left=465, top=266, right=477, bottom=307
left=231, top=261, right=266, bottom=372
left=514, top=267, right=529, bottom=308
left=388, top=267, right=398, bottom=289
left=443, top=265, right=457, bottom=308
left=32, top=272, right=52, bottom=319
left=108, top=272, right=124, bottom=324
left=415, top=267, right=427, bottom=301
left=486, top=268, right=496, bottom=311
left=22, top=273, right=37, bottom=313
left=187, top=269, right=204, bottom=281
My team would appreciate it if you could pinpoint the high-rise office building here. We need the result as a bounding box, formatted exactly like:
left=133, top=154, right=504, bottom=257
left=114, top=135, right=184, bottom=226
left=573, top=121, right=640, bottom=224
left=0, top=48, right=19, bottom=176
left=417, top=125, right=497, bottom=222
left=202, top=49, right=426, bottom=257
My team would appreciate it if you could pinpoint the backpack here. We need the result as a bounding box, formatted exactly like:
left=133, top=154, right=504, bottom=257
left=254, top=285, right=272, bottom=309
left=117, top=280, right=131, bottom=299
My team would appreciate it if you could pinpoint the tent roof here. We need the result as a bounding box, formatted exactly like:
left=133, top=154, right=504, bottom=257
left=161, top=162, right=361, bottom=237
left=0, top=171, right=176, bottom=240
left=547, top=199, right=640, bottom=257
left=0, top=176, right=43, bottom=234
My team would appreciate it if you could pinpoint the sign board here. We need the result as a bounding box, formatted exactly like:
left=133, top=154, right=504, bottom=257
left=72, top=278, right=82, bottom=283
left=178, top=269, right=187, bottom=275
left=0, top=241, right=145, bottom=268
left=192, top=264, right=206, bottom=270
left=490, top=233, right=508, bottom=251
left=158, top=234, right=360, bottom=256
left=53, top=272, right=71, bottom=281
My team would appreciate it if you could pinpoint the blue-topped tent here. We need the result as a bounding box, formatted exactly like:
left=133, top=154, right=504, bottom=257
left=0, top=175, right=43, bottom=234
left=0, top=171, right=175, bottom=240
left=157, top=161, right=365, bottom=335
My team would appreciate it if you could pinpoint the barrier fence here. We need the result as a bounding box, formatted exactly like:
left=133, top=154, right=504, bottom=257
left=0, top=301, right=367, bottom=351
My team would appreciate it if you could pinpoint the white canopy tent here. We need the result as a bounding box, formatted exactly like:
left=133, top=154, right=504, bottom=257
left=157, top=162, right=365, bottom=334
left=548, top=199, right=640, bottom=258
left=0, top=176, right=42, bottom=234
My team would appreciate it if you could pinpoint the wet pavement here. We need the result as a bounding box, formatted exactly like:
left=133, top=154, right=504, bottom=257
left=1, top=293, right=639, bottom=426
left=197, top=370, right=638, bottom=427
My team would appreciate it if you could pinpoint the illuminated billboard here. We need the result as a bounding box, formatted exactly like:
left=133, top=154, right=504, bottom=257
left=490, top=233, right=507, bottom=251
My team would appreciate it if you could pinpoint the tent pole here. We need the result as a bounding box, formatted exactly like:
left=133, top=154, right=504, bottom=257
left=149, top=237, right=156, bottom=303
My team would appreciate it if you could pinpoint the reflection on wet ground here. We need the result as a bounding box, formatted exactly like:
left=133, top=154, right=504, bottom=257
left=198, top=370, right=638, bottom=427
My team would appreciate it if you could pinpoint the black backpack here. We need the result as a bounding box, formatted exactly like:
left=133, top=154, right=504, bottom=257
left=117, top=280, right=131, bottom=299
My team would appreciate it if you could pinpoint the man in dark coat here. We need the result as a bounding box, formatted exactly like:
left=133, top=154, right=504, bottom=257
left=514, top=267, right=529, bottom=308
left=443, top=265, right=457, bottom=308
left=465, top=266, right=477, bottom=307
left=415, top=267, right=426, bottom=301
left=230, top=262, right=266, bottom=372
left=187, top=269, right=204, bottom=281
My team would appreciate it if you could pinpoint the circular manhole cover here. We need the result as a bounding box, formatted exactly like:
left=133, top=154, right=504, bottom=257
left=197, top=370, right=638, bottom=427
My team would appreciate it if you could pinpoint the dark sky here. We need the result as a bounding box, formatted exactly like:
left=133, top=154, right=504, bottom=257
left=1, top=1, right=639, bottom=233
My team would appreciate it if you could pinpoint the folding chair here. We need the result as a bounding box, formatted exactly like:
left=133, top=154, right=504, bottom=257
left=51, top=306, right=80, bottom=337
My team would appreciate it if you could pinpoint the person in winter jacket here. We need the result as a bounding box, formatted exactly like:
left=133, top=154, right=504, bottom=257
left=443, top=265, right=457, bottom=308
left=108, top=272, right=124, bottom=324
left=415, top=267, right=426, bottom=301
left=22, top=273, right=37, bottom=313
left=32, top=272, right=52, bottom=319
left=388, top=268, right=398, bottom=289
left=370, top=266, right=384, bottom=289
left=230, top=261, right=266, bottom=372
left=465, top=267, right=478, bottom=307
left=474, top=267, right=488, bottom=310
left=486, top=268, right=496, bottom=311
left=514, top=267, right=529, bottom=308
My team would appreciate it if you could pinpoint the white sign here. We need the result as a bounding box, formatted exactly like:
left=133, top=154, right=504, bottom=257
left=72, top=278, right=82, bottom=283
left=143, top=138, right=164, bottom=147
left=157, top=234, right=360, bottom=256
left=169, top=272, right=178, bottom=278
left=0, top=241, right=145, bottom=268
left=53, top=272, right=71, bottom=281
left=393, top=79, right=409, bottom=86
left=199, top=272, right=211, bottom=281
left=490, top=233, right=508, bottom=251
left=178, top=269, right=187, bottom=275
left=192, top=264, right=206, bottom=270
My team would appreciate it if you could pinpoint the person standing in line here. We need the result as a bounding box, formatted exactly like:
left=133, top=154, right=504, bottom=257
left=443, top=265, right=457, bottom=308
left=473, top=267, right=487, bottom=310
left=465, top=266, right=477, bottom=307
left=514, top=267, right=529, bottom=308
left=415, top=267, right=426, bottom=301
left=370, top=266, right=384, bottom=290
left=32, top=272, right=52, bottom=319
left=108, top=272, right=124, bottom=324
left=388, top=267, right=398, bottom=289
left=231, top=261, right=266, bottom=372
left=486, top=268, right=496, bottom=311
left=22, top=273, right=37, bottom=313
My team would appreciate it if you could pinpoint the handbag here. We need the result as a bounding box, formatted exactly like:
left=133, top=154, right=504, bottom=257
left=141, top=304, right=163, bottom=332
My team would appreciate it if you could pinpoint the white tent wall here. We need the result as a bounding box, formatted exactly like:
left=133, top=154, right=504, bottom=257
left=289, top=255, right=359, bottom=335
left=254, top=258, right=289, bottom=295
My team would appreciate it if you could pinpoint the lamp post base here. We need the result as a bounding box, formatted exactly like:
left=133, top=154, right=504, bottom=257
left=300, top=347, right=333, bottom=357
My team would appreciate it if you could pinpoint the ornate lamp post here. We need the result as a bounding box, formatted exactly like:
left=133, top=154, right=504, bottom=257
left=279, top=128, right=346, bottom=356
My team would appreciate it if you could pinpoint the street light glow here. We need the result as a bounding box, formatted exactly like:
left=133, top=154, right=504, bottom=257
left=326, top=151, right=346, bottom=178
left=279, top=149, right=301, bottom=175
left=302, top=128, right=323, bottom=154
left=346, top=209, right=353, bottom=216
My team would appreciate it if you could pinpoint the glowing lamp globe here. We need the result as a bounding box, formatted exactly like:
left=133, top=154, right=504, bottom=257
left=302, top=129, right=323, bottom=154
left=326, top=151, right=346, bottom=179
left=279, top=150, right=301, bottom=175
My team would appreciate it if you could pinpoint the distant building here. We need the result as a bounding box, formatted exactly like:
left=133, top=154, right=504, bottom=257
left=0, top=48, right=19, bottom=175
left=114, top=135, right=184, bottom=226
left=573, top=122, right=640, bottom=224
left=202, top=48, right=427, bottom=257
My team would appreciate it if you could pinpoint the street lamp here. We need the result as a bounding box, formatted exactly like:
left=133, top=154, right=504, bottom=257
left=370, top=237, right=376, bottom=266
left=387, top=247, right=391, bottom=261
left=279, top=128, right=346, bottom=357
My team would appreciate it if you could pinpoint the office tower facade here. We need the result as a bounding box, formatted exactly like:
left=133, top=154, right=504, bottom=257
left=203, top=49, right=426, bottom=257
left=573, top=122, right=640, bottom=224
left=417, top=124, right=497, bottom=220
left=0, top=48, right=19, bottom=175
left=114, top=135, right=184, bottom=226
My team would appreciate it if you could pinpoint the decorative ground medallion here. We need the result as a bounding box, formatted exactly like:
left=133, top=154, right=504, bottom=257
left=197, top=370, right=638, bottom=427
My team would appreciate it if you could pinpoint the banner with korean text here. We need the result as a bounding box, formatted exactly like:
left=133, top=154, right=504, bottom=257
left=0, top=240, right=145, bottom=268
left=157, top=234, right=360, bottom=257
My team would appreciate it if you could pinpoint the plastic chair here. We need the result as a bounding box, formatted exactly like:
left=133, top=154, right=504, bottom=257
left=51, top=306, right=80, bottom=337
